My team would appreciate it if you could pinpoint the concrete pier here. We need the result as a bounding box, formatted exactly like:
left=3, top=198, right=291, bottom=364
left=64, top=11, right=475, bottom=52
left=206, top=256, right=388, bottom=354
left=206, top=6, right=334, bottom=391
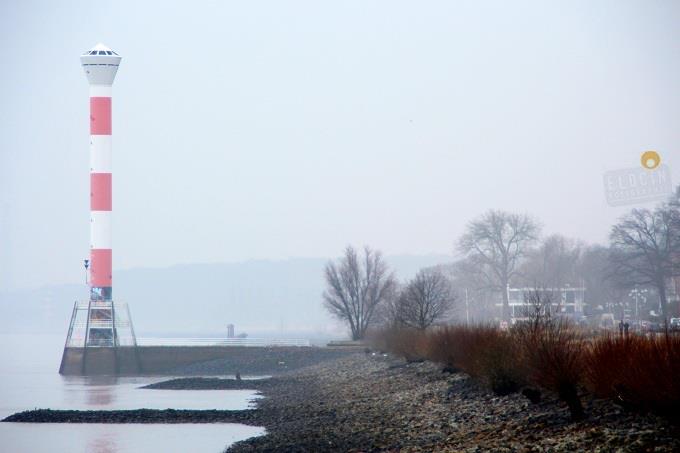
left=58, top=345, right=344, bottom=376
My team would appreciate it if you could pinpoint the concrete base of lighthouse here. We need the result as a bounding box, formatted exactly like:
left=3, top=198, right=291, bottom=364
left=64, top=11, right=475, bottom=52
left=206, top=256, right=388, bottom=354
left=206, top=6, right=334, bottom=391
left=59, top=346, right=142, bottom=375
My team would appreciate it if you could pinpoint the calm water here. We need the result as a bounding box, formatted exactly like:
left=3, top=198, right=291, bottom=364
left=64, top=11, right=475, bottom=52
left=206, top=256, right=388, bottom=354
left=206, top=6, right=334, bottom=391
left=0, top=333, right=265, bottom=453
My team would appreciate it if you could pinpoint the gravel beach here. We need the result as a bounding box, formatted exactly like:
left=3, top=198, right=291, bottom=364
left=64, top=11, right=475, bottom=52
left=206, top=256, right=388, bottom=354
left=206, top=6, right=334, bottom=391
left=226, top=353, right=680, bottom=452
left=5, top=352, right=679, bottom=451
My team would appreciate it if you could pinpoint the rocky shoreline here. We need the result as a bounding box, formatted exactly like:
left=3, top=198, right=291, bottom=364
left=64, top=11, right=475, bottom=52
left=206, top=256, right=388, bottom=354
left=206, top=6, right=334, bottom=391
left=3, top=408, right=259, bottom=424
left=4, top=353, right=680, bottom=451
left=141, top=377, right=279, bottom=391
left=225, top=354, right=680, bottom=452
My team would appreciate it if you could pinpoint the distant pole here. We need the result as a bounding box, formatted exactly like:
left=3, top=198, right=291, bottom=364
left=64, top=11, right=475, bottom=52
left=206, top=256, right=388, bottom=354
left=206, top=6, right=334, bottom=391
left=465, top=288, right=470, bottom=325
left=628, top=287, right=647, bottom=329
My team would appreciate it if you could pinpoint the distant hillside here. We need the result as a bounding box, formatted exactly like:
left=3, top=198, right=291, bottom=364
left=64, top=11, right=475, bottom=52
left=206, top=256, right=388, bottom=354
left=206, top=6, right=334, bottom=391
left=0, top=255, right=451, bottom=337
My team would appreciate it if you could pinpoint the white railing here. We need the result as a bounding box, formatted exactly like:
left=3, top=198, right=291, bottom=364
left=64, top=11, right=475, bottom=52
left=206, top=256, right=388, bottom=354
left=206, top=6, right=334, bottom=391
left=136, top=337, right=311, bottom=347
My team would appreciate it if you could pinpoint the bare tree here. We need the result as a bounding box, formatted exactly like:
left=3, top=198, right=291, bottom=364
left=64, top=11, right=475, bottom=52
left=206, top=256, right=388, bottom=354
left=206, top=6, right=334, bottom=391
left=520, top=235, right=583, bottom=288
left=669, top=185, right=680, bottom=210
left=458, top=210, right=540, bottom=320
left=396, top=268, right=456, bottom=330
left=450, top=256, right=514, bottom=322
left=520, top=286, right=559, bottom=321
left=609, top=206, right=680, bottom=323
left=577, top=245, right=627, bottom=315
left=323, top=245, right=396, bottom=340
left=374, top=282, right=403, bottom=328
left=513, top=288, right=585, bottom=421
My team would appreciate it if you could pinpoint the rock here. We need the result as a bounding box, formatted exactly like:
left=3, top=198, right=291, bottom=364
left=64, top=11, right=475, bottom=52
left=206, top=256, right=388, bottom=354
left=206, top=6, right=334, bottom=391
left=522, top=387, right=542, bottom=404
left=442, top=365, right=459, bottom=374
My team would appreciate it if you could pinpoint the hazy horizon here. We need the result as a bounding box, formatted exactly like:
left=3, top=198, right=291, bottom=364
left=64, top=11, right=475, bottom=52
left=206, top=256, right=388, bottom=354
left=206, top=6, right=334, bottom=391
left=0, top=252, right=452, bottom=292
left=2, top=0, right=679, bottom=291
left=0, top=254, right=452, bottom=336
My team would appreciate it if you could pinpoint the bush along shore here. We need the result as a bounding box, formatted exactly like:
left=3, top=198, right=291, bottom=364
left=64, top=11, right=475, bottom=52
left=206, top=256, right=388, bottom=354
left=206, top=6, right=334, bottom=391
left=5, top=350, right=680, bottom=451
left=371, top=321, right=680, bottom=423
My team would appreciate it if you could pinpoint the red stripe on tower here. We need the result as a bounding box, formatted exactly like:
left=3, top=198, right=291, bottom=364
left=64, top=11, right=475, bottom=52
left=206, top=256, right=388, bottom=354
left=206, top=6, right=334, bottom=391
left=90, top=97, right=112, bottom=135
left=90, top=248, right=112, bottom=287
left=90, top=173, right=112, bottom=211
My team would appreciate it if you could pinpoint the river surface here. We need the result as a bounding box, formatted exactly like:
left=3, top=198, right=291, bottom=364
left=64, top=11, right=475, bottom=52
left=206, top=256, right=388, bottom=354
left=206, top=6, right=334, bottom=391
left=0, top=333, right=265, bottom=453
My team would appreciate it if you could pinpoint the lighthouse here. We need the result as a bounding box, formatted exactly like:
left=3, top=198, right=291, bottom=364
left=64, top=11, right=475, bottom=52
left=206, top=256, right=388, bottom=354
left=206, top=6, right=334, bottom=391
left=60, top=44, right=138, bottom=374
left=82, top=43, right=119, bottom=302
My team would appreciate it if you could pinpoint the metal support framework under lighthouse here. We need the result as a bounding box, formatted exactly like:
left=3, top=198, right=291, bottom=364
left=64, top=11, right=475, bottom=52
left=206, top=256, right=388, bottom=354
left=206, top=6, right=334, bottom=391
left=61, top=44, right=138, bottom=364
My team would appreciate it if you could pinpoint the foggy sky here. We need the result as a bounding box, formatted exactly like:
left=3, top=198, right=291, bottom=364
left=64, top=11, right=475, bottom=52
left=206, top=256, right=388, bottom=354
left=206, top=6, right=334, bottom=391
left=1, top=0, right=679, bottom=291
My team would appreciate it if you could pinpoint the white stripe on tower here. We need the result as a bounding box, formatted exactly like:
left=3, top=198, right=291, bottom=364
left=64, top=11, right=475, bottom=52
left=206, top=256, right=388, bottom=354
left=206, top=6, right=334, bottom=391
left=90, top=136, right=112, bottom=173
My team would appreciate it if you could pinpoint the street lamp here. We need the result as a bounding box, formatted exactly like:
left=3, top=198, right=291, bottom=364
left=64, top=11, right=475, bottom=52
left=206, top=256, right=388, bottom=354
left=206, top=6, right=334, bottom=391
left=628, top=287, right=648, bottom=329
left=465, top=288, right=470, bottom=326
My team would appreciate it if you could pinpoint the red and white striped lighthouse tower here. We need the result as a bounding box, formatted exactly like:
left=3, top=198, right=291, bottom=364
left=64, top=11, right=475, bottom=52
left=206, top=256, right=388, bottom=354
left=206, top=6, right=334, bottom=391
left=81, top=44, right=120, bottom=301
left=60, top=44, right=137, bottom=371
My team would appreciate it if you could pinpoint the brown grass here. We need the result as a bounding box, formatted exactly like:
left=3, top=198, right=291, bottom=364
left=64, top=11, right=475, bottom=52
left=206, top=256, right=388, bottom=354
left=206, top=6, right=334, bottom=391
left=372, top=322, right=680, bottom=421
left=432, top=325, right=524, bottom=395
left=584, top=334, right=680, bottom=418
left=367, top=326, right=428, bottom=362
left=512, top=319, right=585, bottom=420
left=372, top=325, right=524, bottom=395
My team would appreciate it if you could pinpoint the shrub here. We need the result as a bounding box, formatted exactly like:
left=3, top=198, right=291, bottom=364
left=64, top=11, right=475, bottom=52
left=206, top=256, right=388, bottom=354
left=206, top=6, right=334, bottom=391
left=513, top=319, right=585, bottom=420
left=585, top=334, right=680, bottom=418
left=370, top=321, right=680, bottom=422
left=424, top=325, right=524, bottom=395
left=367, top=326, right=428, bottom=362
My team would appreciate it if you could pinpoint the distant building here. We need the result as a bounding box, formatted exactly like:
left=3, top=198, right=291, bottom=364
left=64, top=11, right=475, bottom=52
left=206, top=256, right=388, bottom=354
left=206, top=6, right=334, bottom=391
left=227, top=324, right=235, bottom=338
left=503, top=286, right=586, bottom=322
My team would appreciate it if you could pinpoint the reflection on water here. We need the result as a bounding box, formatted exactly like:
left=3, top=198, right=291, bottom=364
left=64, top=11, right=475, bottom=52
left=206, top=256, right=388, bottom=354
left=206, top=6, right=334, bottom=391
left=88, top=427, right=118, bottom=453
left=0, top=423, right=266, bottom=453
left=0, top=334, right=265, bottom=453
left=85, top=377, right=116, bottom=406
left=58, top=375, right=260, bottom=412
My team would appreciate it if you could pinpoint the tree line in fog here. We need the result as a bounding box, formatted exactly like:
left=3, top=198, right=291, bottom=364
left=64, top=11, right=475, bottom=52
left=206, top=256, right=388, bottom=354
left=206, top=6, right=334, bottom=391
left=323, top=187, right=680, bottom=340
